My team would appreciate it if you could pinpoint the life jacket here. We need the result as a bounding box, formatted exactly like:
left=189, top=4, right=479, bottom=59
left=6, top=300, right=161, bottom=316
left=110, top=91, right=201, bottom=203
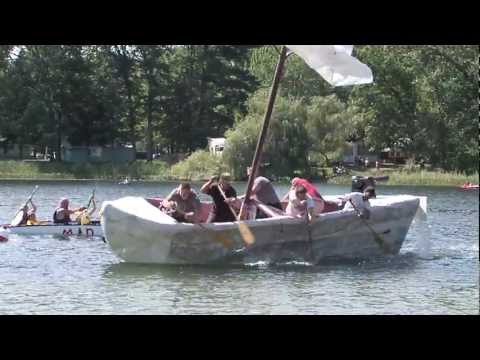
left=53, top=208, right=70, bottom=224
left=74, top=210, right=91, bottom=225
left=26, top=218, right=39, bottom=226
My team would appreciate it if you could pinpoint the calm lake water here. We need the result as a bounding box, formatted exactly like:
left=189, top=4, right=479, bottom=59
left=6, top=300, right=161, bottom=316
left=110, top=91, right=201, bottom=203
left=0, top=180, right=478, bottom=314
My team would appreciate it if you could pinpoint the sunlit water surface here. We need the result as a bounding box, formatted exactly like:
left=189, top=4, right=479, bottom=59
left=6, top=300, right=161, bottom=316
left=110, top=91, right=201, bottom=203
left=0, top=180, right=478, bottom=314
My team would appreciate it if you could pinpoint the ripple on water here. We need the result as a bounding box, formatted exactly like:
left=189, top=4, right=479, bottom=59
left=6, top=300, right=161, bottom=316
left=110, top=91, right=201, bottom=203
left=0, top=182, right=478, bottom=314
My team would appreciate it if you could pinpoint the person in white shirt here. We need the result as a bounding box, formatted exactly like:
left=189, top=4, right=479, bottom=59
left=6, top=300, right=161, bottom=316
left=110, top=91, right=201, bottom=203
left=285, top=185, right=316, bottom=224
left=341, top=186, right=376, bottom=219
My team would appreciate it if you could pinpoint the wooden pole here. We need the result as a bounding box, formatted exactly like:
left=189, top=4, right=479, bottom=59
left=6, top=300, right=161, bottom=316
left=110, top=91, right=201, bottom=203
left=239, top=46, right=288, bottom=220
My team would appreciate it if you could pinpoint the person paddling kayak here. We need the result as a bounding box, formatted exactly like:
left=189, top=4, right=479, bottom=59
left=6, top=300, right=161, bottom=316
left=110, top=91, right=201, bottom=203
left=73, top=197, right=97, bottom=225
left=53, top=198, right=86, bottom=224
left=17, top=199, right=37, bottom=226
left=25, top=200, right=39, bottom=225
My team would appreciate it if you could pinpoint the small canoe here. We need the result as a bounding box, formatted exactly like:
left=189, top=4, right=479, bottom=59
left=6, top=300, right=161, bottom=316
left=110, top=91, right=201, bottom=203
left=101, top=195, right=426, bottom=265
left=460, top=184, right=479, bottom=190
left=2, top=221, right=103, bottom=238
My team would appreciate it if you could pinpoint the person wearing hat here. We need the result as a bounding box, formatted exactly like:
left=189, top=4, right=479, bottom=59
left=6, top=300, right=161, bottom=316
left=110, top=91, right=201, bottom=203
left=201, top=173, right=238, bottom=223
left=340, top=186, right=376, bottom=219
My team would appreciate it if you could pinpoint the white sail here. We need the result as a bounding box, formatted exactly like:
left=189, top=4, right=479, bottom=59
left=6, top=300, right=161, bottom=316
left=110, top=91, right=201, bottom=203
left=286, top=45, right=373, bottom=86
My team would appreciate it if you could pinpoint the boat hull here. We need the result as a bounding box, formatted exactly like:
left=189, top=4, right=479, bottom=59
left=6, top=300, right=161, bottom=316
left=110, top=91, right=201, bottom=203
left=3, top=223, right=103, bottom=238
left=101, top=195, right=424, bottom=265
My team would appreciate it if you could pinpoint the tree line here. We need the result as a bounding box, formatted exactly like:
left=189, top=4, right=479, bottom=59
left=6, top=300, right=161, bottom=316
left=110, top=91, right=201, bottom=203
left=0, top=45, right=477, bottom=174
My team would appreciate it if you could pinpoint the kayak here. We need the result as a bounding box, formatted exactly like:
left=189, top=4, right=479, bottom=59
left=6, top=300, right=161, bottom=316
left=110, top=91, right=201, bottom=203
left=460, top=184, right=479, bottom=189
left=101, top=195, right=427, bottom=265
left=2, top=221, right=103, bottom=238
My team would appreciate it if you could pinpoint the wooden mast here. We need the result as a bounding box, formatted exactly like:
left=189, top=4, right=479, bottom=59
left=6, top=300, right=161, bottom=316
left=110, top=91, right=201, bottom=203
left=239, top=46, right=288, bottom=220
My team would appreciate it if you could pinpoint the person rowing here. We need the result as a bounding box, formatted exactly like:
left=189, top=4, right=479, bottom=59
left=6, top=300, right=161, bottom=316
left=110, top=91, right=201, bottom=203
left=240, top=166, right=282, bottom=219
left=291, top=177, right=323, bottom=199
left=287, top=177, right=344, bottom=214
left=340, top=186, right=376, bottom=219
left=283, top=177, right=325, bottom=214
left=53, top=198, right=86, bottom=224
left=161, top=183, right=201, bottom=223
left=285, top=185, right=316, bottom=224
left=201, top=173, right=238, bottom=223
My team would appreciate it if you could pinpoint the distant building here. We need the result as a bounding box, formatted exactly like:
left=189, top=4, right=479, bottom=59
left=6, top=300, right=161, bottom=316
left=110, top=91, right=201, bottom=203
left=342, top=141, right=378, bottom=165
left=0, top=139, right=37, bottom=159
left=380, top=147, right=407, bottom=164
left=208, top=138, right=225, bottom=156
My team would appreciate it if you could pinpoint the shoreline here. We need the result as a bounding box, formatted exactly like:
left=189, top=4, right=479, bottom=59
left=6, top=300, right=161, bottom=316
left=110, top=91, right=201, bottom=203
left=0, top=160, right=477, bottom=187
left=0, top=176, right=477, bottom=188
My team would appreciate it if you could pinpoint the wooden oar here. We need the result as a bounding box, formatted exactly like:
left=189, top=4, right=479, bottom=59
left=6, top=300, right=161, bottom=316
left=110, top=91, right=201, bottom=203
left=349, top=200, right=392, bottom=254
left=216, top=185, right=255, bottom=246
left=10, top=185, right=39, bottom=226
left=252, top=199, right=285, bottom=217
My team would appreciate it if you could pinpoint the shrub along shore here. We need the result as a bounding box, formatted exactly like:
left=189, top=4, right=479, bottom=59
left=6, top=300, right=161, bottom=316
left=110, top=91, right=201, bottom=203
left=0, top=160, right=478, bottom=187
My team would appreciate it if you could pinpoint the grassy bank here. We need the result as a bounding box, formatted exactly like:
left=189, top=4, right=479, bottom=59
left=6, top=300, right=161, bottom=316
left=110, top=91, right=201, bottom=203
left=1, top=160, right=478, bottom=186
left=326, top=169, right=479, bottom=186
left=0, top=160, right=170, bottom=181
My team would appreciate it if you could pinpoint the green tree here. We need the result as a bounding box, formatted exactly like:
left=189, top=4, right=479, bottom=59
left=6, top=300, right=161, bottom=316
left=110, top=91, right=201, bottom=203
left=162, top=45, right=258, bottom=153
left=305, top=95, right=354, bottom=166
left=137, top=45, right=172, bottom=160
left=223, top=90, right=310, bottom=179
left=102, top=45, right=143, bottom=148
left=350, top=45, right=478, bottom=173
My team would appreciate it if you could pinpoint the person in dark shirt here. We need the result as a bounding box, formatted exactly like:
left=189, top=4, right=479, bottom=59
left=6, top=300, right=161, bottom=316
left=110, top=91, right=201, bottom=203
left=201, top=173, right=238, bottom=223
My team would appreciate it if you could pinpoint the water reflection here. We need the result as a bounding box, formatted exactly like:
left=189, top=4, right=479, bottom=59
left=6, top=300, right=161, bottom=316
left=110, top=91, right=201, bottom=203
left=104, top=252, right=423, bottom=279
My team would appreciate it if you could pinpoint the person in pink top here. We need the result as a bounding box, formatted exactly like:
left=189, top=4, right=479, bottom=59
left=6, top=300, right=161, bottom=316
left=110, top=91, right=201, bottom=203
left=291, top=177, right=323, bottom=200
left=284, top=177, right=343, bottom=214
left=285, top=185, right=316, bottom=224
left=283, top=177, right=325, bottom=214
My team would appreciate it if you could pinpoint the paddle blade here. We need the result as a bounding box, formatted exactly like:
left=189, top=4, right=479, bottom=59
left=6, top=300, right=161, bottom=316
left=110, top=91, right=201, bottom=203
left=238, top=222, right=255, bottom=245
left=11, top=210, right=26, bottom=227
